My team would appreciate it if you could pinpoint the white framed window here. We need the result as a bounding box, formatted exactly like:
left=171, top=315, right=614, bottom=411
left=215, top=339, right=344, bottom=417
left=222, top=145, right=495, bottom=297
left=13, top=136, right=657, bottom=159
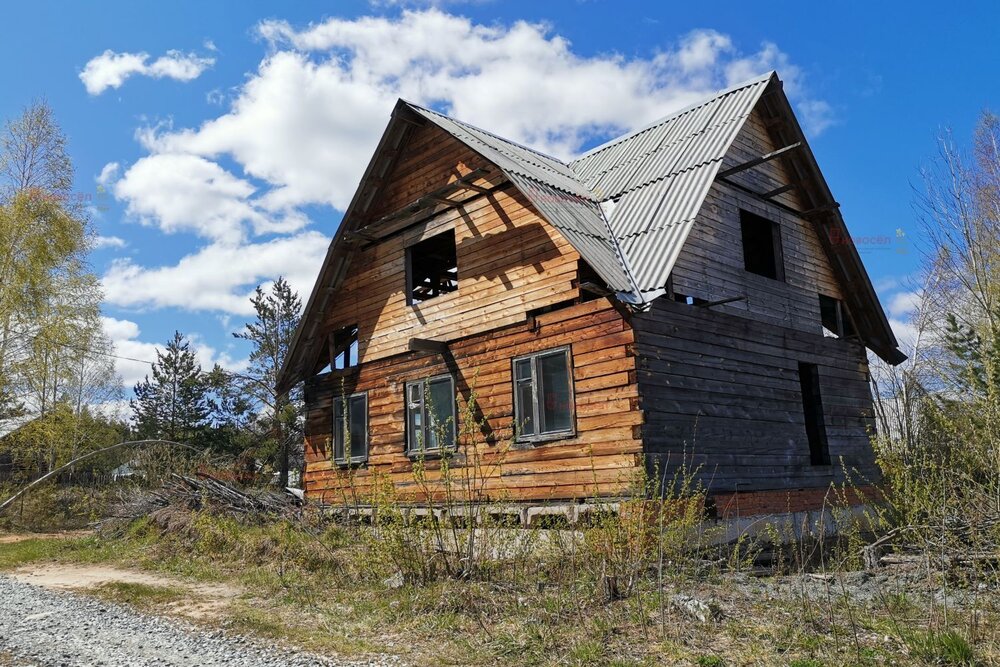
left=406, top=375, right=457, bottom=455
left=512, top=347, right=575, bottom=443
left=333, top=392, right=368, bottom=465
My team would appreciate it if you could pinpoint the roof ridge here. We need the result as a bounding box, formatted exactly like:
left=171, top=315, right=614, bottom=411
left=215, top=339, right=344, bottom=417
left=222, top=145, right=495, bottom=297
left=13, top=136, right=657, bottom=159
left=570, top=71, right=777, bottom=165
left=400, top=100, right=571, bottom=167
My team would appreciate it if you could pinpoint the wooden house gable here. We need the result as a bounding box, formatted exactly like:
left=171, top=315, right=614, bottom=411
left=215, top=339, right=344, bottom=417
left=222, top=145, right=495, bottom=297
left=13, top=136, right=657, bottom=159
left=668, top=107, right=847, bottom=335
left=305, top=121, right=589, bottom=371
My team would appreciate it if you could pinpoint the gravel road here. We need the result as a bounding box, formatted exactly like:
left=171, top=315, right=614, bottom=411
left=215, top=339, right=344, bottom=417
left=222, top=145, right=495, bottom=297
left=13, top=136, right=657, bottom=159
left=0, top=575, right=400, bottom=667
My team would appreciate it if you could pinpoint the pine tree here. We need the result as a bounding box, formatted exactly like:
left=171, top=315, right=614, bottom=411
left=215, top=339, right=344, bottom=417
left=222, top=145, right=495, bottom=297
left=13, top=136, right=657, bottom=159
left=233, top=277, right=303, bottom=486
left=130, top=332, right=211, bottom=445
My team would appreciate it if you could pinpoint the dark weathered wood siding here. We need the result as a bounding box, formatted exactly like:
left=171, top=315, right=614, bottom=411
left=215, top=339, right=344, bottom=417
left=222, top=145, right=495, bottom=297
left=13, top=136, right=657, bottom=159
left=669, top=110, right=844, bottom=333
left=634, top=109, right=878, bottom=492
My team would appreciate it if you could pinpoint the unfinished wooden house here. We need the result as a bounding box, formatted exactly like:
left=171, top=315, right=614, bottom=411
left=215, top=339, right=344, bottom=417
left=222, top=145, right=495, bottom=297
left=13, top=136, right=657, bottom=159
left=277, top=71, right=904, bottom=516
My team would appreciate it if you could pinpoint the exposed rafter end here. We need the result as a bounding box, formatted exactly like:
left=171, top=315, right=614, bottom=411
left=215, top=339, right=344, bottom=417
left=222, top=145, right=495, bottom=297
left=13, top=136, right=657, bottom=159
left=579, top=281, right=611, bottom=296
left=801, top=202, right=841, bottom=217
left=695, top=295, right=747, bottom=308
left=761, top=183, right=796, bottom=200
left=715, top=142, right=802, bottom=179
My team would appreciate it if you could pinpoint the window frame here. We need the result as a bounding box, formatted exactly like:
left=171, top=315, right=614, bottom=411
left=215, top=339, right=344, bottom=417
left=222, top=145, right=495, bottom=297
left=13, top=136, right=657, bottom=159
left=405, top=229, right=459, bottom=306
left=739, top=209, right=785, bottom=282
left=329, top=324, right=359, bottom=371
left=405, top=374, right=458, bottom=456
left=511, top=346, right=576, bottom=444
left=332, top=391, right=369, bottom=466
left=818, top=294, right=855, bottom=339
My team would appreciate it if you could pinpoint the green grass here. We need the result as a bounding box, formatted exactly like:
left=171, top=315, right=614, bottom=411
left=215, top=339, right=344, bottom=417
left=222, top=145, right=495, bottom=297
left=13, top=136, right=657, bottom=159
left=2, top=517, right=999, bottom=667
left=907, top=630, right=977, bottom=666
left=90, top=581, right=187, bottom=608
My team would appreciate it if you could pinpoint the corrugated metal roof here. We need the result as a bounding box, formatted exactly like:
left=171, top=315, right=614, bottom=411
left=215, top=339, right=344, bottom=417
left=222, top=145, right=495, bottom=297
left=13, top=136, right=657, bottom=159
left=505, top=173, right=634, bottom=293
left=282, top=70, right=904, bottom=389
left=405, top=72, right=773, bottom=300
left=407, top=105, right=594, bottom=200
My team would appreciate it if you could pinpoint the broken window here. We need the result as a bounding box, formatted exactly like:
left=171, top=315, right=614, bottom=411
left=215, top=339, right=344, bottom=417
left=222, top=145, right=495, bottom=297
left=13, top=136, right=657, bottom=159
left=333, top=392, right=368, bottom=465
left=406, top=230, right=458, bottom=304
left=740, top=210, right=784, bottom=281
left=330, top=325, right=359, bottom=370
left=406, top=375, right=457, bottom=455
left=818, top=294, right=855, bottom=338
left=798, top=363, right=830, bottom=466
left=513, top=347, right=574, bottom=442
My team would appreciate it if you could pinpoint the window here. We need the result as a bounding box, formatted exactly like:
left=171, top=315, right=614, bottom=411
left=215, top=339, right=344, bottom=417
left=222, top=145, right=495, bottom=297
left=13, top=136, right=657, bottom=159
left=798, top=363, right=830, bottom=466
left=333, top=392, right=368, bottom=465
left=406, top=230, right=458, bottom=304
left=818, top=294, right=855, bottom=338
left=406, top=375, right=457, bottom=454
left=512, top=347, right=574, bottom=442
left=331, top=325, right=358, bottom=370
left=740, top=210, right=784, bottom=281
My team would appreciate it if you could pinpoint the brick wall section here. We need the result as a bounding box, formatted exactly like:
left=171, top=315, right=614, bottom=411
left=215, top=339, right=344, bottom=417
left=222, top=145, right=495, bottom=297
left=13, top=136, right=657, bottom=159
left=710, top=485, right=882, bottom=519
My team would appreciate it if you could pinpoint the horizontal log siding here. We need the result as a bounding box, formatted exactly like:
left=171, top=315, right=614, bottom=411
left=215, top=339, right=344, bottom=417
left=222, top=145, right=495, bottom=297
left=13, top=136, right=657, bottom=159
left=669, top=110, right=843, bottom=333
left=317, top=126, right=583, bottom=367
left=303, top=298, right=644, bottom=503
left=633, top=297, right=879, bottom=493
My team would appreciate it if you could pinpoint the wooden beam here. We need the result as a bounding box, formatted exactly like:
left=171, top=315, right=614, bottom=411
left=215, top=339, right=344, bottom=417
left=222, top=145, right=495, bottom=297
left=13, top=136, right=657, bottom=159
left=695, top=295, right=747, bottom=309
left=363, top=167, right=491, bottom=230
left=716, top=177, right=806, bottom=218
left=715, top=142, right=802, bottom=179
left=760, top=183, right=795, bottom=199
left=408, top=338, right=449, bottom=354
left=579, top=281, right=611, bottom=296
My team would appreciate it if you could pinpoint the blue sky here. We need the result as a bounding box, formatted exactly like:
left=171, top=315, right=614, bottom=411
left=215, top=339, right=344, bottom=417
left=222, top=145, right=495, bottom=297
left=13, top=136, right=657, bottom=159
left=1, top=0, right=997, bottom=394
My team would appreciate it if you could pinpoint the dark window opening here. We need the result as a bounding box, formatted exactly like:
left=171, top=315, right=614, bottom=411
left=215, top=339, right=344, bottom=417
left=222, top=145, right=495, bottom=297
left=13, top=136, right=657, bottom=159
left=513, top=347, right=574, bottom=442
left=333, top=392, right=368, bottom=465
left=798, top=363, right=830, bottom=466
left=576, top=260, right=603, bottom=302
left=819, top=294, right=855, bottom=338
left=740, top=210, right=784, bottom=281
left=407, top=230, right=458, bottom=304
left=331, top=325, right=359, bottom=370
left=406, top=375, right=457, bottom=455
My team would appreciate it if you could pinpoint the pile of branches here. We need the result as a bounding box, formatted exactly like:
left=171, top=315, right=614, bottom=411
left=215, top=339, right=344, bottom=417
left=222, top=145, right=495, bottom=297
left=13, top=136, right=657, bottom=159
left=107, top=472, right=300, bottom=526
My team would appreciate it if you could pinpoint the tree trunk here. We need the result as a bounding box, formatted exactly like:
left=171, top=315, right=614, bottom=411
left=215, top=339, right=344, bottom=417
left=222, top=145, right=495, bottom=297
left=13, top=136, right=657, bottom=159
left=276, top=396, right=288, bottom=488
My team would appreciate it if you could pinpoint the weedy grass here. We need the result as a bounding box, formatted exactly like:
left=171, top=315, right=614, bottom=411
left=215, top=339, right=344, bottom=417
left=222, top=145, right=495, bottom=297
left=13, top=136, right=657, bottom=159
left=90, top=581, right=187, bottom=609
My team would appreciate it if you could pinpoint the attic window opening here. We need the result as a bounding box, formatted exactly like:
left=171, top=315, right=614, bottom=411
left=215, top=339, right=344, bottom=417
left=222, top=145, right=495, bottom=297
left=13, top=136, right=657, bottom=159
left=819, top=294, right=855, bottom=338
left=407, top=230, right=458, bottom=304
left=331, top=325, right=359, bottom=370
left=740, top=210, right=785, bottom=281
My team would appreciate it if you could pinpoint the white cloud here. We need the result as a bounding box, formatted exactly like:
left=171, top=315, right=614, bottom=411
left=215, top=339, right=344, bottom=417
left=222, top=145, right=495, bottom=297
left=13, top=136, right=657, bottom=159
left=134, top=13, right=832, bottom=213
left=80, top=49, right=215, bottom=95
left=97, top=162, right=120, bottom=186
left=94, top=235, right=127, bottom=249
left=113, top=153, right=306, bottom=242
left=102, top=231, right=328, bottom=315
left=105, top=11, right=832, bottom=321
left=102, top=316, right=248, bottom=388
left=798, top=99, right=838, bottom=136
left=887, top=290, right=922, bottom=319
left=101, top=316, right=157, bottom=387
